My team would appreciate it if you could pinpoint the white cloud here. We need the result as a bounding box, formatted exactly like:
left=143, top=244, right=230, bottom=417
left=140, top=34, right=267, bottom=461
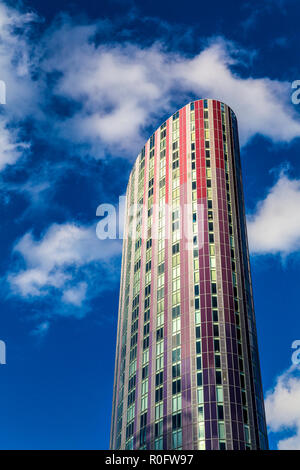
left=62, top=282, right=88, bottom=307
left=0, top=116, right=30, bottom=170
left=38, top=18, right=300, bottom=156
left=247, top=172, right=300, bottom=255
left=0, top=3, right=40, bottom=116
left=265, top=365, right=300, bottom=449
left=8, top=223, right=122, bottom=307
left=0, top=5, right=299, bottom=165
left=175, top=41, right=300, bottom=144
left=0, top=3, right=39, bottom=170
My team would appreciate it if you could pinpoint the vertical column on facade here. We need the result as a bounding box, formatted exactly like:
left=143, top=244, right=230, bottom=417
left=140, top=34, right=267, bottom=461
left=227, top=107, right=256, bottom=449
left=147, top=127, right=160, bottom=449
left=169, top=109, right=183, bottom=449
left=186, top=103, right=199, bottom=450
left=195, top=100, right=213, bottom=450
left=135, top=140, right=151, bottom=449
left=213, top=100, right=246, bottom=450
left=194, top=100, right=205, bottom=450
left=200, top=99, right=227, bottom=451
left=111, top=171, right=133, bottom=449
left=228, top=110, right=268, bottom=449
left=203, top=99, right=220, bottom=450
left=179, top=105, right=193, bottom=449
left=122, top=164, right=139, bottom=449
left=161, top=119, right=171, bottom=450
left=190, top=102, right=205, bottom=450
left=227, top=112, right=257, bottom=449
left=208, top=101, right=231, bottom=450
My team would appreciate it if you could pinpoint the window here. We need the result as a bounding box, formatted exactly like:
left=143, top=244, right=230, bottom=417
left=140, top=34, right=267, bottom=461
left=172, top=305, right=180, bottom=318
left=156, top=327, right=164, bottom=341
left=155, top=403, right=163, bottom=420
left=218, top=405, right=224, bottom=420
left=172, top=243, right=180, bottom=254
left=216, top=371, right=222, bottom=385
left=216, top=386, right=223, bottom=402
left=155, top=437, right=163, bottom=450
left=155, top=387, right=163, bottom=403
left=144, top=310, right=150, bottom=322
left=140, top=412, right=147, bottom=428
left=218, top=422, right=225, bottom=440
left=172, top=348, right=181, bottom=363
left=172, top=413, right=181, bottom=430
left=172, top=429, right=182, bottom=449
left=197, top=372, right=203, bottom=386
left=150, top=133, right=155, bottom=148
left=172, top=379, right=181, bottom=394
left=144, top=323, right=150, bottom=336
left=172, top=363, right=181, bottom=378
left=198, top=406, right=204, bottom=421
left=140, top=427, right=146, bottom=445
left=214, top=339, right=220, bottom=352
left=156, top=371, right=163, bottom=387
left=172, top=394, right=182, bottom=412
left=155, top=420, right=163, bottom=438
left=213, top=324, right=219, bottom=337
left=142, top=365, right=149, bottom=379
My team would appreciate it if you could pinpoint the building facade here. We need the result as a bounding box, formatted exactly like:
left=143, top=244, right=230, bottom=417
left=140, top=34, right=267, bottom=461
left=110, top=99, right=268, bottom=450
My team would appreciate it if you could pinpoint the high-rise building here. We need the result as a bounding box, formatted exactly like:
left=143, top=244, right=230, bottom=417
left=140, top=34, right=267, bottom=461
left=110, top=99, right=268, bottom=450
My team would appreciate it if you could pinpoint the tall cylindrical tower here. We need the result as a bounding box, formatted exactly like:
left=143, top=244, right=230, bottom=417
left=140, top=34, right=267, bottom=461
left=110, top=99, right=268, bottom=450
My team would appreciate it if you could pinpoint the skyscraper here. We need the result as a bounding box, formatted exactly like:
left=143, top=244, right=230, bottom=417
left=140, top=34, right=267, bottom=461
left=110, top=99, right=268, bottom=450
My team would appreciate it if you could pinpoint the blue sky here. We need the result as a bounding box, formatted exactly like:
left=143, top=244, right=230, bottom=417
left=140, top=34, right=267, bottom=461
left=0, top=0, right=300, bottom=450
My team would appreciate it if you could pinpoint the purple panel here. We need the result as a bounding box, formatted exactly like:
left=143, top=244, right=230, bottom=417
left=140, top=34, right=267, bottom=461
left=205, top=420, right=211, bottom=439
left=210, top=405, right=217, bottom=421
left=232, top=421, right=238, bottom=440
left=211, top=420, right=218, bottom=438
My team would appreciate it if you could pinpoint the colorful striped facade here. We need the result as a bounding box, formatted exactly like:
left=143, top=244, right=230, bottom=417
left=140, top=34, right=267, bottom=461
left=110, top=99, right=268, bottom=450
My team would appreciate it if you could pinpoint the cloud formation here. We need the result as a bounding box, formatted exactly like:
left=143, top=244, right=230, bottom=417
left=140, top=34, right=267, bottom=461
left=0, top=3, right=39, bottom=170
left=8, top=223, right=122, bottom=314
left=40, top=22, right=300, bottom=156
left=2, top=2, right=300, bottom=321
left=247, top=172, right=300, bottom=256
left=265, top=365, right=300, bottom=449
left=0, top=4, right=299, bottom=162
left=0, top=116, right=30, bottom=170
